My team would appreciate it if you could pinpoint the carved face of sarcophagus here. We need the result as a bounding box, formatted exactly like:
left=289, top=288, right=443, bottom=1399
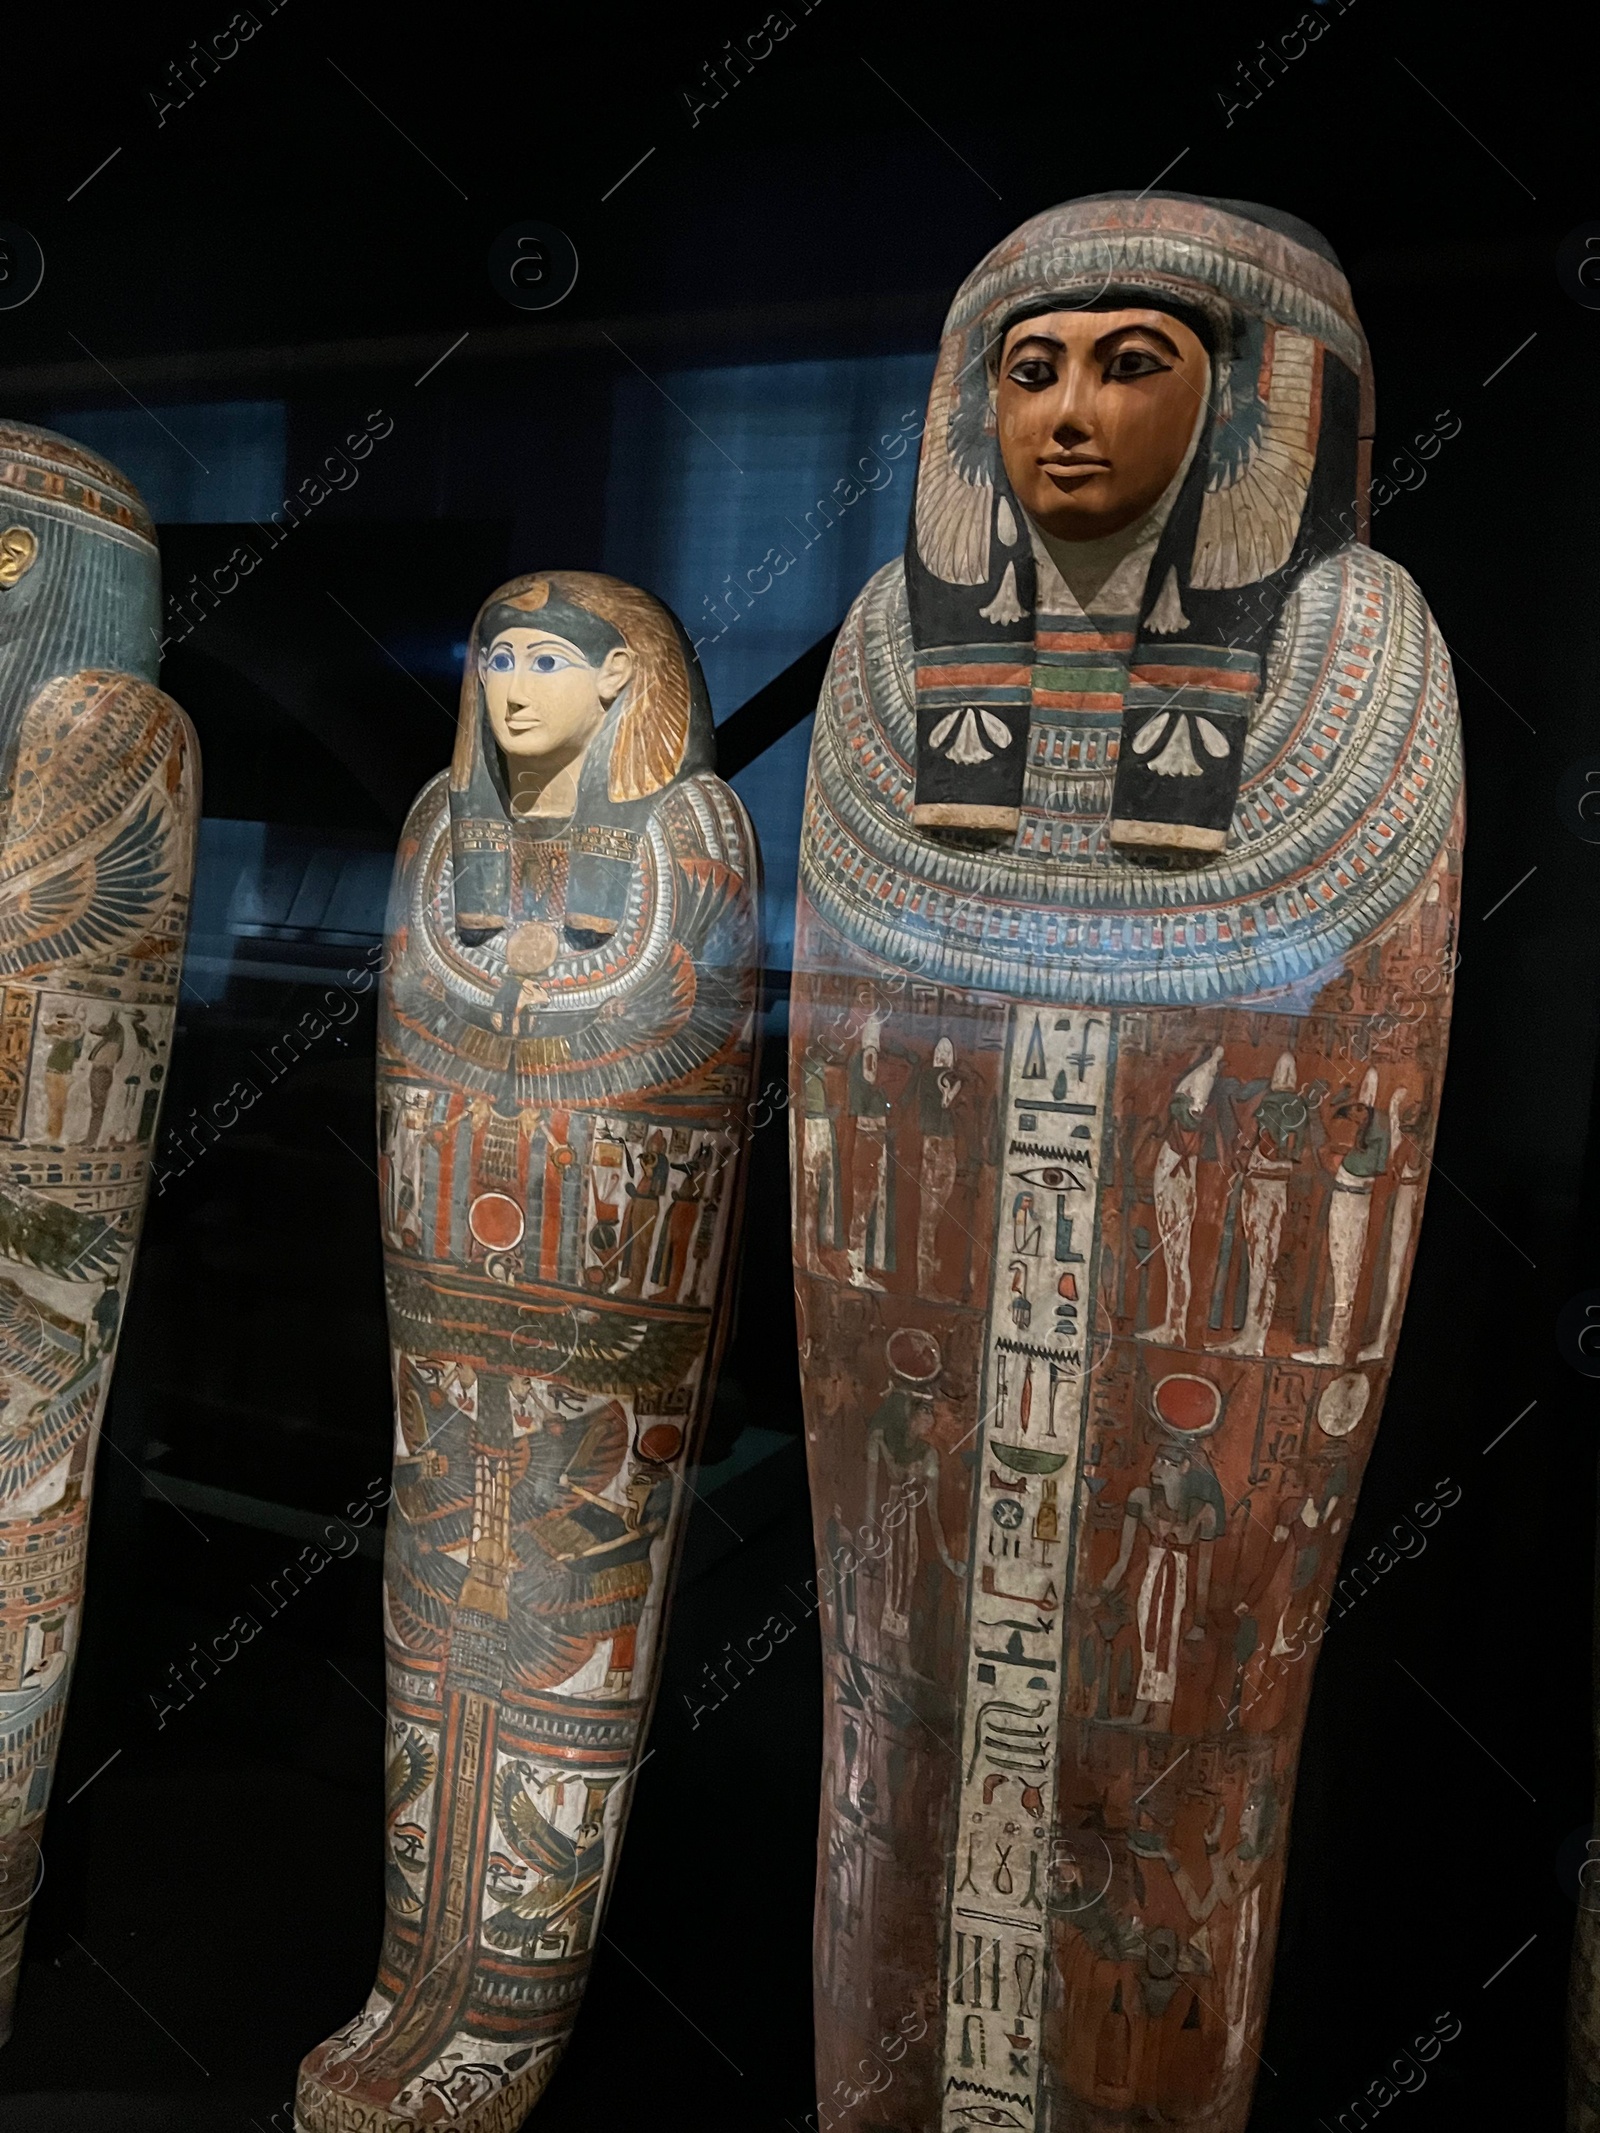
left=297, top=573, right=760, bottom=2133
left=791, top=196, right=1461, bottom=2132
left=0, top=425, right=197, bottom=2040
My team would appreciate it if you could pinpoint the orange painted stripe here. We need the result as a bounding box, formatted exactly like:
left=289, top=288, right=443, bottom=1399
left=915, top=664, right=1033, bottom=688
left=1032, top=690, right=1123, bottom=711
left=1129, top=664, right=1257, bottom=692
left=1036, top=629, right=1135, bottom=652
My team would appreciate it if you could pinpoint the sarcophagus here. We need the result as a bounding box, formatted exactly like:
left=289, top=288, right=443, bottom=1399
left=791, top=196, right=1462, bottom=2132
left=297, top=573, right=759, bottom=2131
left=0, top=425, right=198, bottom=2039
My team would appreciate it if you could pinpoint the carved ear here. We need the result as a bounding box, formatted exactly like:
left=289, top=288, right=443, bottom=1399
left=913, top=327, right=995, bottom=586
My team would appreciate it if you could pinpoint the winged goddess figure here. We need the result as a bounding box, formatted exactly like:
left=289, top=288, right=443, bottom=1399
left=482, top=1759, right=609, bottom=1956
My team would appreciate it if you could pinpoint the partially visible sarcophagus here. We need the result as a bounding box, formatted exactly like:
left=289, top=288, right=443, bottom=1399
left=297, top=572, right=760, bottom=2131
left=0, top=425, right=198, bottom=2037
left=791, top=197, right=1462, bottom=2131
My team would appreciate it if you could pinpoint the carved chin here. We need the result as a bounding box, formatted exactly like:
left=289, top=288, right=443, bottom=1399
left=498, top=724, right=596, bottom=765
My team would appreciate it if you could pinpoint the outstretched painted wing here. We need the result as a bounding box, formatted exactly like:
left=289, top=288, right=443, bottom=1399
left=0, top=1178, right=121, bottom=1280
left=385, top=1727, right=438, bottom=1817
left=0, top=1273, right=88, bottom=1389
left=557, top=1313, right=709, bottom=1395
left=384, top=1265, right=708, bottom=1397
left=0, top=1365, right=102, bottom=1500
left=0, top=796, right=171, bottom=974
left=497, top=1763, right=579, bottom=1884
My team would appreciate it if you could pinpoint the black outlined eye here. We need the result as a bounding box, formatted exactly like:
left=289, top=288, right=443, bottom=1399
left=1105, top=346, right=1170, bottom=380
left=1012, top=1164, right=1086, bottom=1190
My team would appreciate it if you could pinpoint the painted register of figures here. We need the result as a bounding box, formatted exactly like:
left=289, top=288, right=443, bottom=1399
left=297, top=573, right=759, bottom=2131
left=792, top=197, right=1462, bottom=2130
left=0, top=425, right=196, bottom=2035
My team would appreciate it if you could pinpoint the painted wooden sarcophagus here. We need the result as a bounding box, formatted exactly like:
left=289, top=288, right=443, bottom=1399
left=791, top=195, right=1462, bottom=2133
left=297, top=572, right=759, bottom=2132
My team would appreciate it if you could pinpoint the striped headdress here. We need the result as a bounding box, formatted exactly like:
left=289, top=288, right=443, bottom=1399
left=906, top=192, right=1371, bottom=854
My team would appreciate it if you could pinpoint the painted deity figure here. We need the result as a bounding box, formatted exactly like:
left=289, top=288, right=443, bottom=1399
left=296, top=572, right=759, bottom=2132
left=914, top=1034, right=965, bottom=1294
left=1140, top=1045, right=1224, bottom=1349
left=0, top=425, right=197, bottom=2038
left=1100, top=1401, right=1227, bottom=1729
left=1210, top=1051, right=1309, bottom=1357
left=791, top=197, right=1461, bottom=2133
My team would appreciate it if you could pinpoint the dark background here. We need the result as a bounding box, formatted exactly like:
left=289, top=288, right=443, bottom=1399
left=0, top=1, right=1595, bottom=2125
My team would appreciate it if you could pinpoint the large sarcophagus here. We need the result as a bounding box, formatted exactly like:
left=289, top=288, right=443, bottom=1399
left=297, top=573, right=759, bottom=2132
left=0, top=425, right=197, bottom=2041
left=791, top=197, right=1462, bottom=2131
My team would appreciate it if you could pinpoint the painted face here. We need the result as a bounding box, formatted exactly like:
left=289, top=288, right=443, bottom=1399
left=479, top=627, right=629, bottom=767
left=996, top=307, right=1208, bottom=541
left=1151, top=1447, right=1189, bottom=1501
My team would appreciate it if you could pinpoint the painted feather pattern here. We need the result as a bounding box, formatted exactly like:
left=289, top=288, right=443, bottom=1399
left=1192, top=328, right=1320, bottom=588
left=0, top=1371, right=104, bottom=1502
left=914, top=329, right=995, bottom=586
left=0, top=798, right=171, bottom=972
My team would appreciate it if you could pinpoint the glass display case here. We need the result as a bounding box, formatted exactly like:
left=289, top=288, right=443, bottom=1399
left=0, top=10, right=1591, bottom=2129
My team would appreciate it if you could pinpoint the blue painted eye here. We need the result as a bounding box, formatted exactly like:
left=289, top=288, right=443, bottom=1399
left=532, top=652, right=571, bottom=673
left=487, top=647, right=515, bottom=672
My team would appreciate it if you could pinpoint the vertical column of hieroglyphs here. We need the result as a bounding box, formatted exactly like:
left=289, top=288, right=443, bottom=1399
left=939, top=1004, right=1114, bottom=2125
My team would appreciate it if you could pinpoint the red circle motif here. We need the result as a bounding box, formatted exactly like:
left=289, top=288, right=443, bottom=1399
left=638, top=1422, right=684, bottom=1464
left=886, top=1326, right=942, bottom=1383
left=468, top=1192, right=525, bottom=1251
left=1151, top=1373, right=1222, bottom=1435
